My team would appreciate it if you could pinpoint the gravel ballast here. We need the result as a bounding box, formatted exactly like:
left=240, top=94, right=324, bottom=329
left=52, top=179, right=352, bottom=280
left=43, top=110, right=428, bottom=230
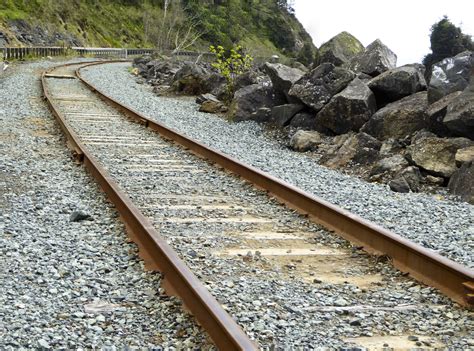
left=49, top=64, right=474, bottom=349
left=82, top=62, right=474, bottom=269
left=0, top=60, right=212, bottom=349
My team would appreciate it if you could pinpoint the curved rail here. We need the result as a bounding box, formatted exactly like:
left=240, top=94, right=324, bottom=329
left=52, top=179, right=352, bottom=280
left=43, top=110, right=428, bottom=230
left=41, top=61, right=258, bottom=350
left=75, top=61, right=473, bottom=307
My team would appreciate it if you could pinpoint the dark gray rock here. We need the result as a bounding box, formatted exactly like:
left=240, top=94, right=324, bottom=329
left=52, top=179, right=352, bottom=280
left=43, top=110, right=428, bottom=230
left=263, top=62, right=304, bottom=99
left=145, top=59, right=182, bottom=84
left=399, top=166, right=422, bottom=192
left=234, top=69, right=267, bottom=91
left=270, top=104, right=304, bottom=126
left=407, top=135, right=473, bottom=177
left=346, top=39, right=397, bottom=77
left=315, top=78, right=377, bottom=134
left=448, top=161, right=474, bottom=203
left=288, top=63, right=355, bottom=112
left=443, top=73, right=474, bottom=139
left=290, top=130, right=322, bottom=152
left=228, top=83, right=284, bottom=122
left=389, top=167, right=421, bottom=193
left=428, top=51, right=473, bottom=103
left=316, top=31, right=364, bottom=66
left=70, top=210, right=91, bottom=222
left=426, top=91, right=462, bottom=137
left=322, top=132, right=381, bottom=168
left=389, top=177, right=411, bottom=193
left=202, top=73, right=227, bottom=100
left=356, top=72, right=373, bottom=82
left=368, top=64, right=427, bottom=104
left=289, top=112, right=316, bottom=130
left=171, top=63, right=210, bottom=95
left=361, top=92, right=428, bottom=140
left=133, top=55, right=152, bottom=67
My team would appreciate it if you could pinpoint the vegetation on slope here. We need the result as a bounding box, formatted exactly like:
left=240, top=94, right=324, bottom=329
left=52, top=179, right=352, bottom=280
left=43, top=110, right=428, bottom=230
left=0, top=0, right=317, bottom=64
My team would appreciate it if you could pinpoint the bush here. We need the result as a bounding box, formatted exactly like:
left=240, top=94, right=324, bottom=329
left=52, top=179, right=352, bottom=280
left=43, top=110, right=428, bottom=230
left=209, top=44, right=253, bottom=100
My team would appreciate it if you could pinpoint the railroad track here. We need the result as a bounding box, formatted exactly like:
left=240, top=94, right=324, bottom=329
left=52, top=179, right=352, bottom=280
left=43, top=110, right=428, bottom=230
left=41, top=61, right=473, bottom=349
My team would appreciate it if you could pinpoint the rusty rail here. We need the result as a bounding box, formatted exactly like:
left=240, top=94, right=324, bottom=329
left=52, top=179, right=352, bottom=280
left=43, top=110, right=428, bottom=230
left=41, top=62, right=257, bottom=350
left=76, top=61, right=474, bottom=307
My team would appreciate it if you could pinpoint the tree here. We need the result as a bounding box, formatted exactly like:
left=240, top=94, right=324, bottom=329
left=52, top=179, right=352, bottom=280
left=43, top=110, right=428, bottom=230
left=148, top=0, right=205, bottom=53
left=423, top=16, right=473, bottom=73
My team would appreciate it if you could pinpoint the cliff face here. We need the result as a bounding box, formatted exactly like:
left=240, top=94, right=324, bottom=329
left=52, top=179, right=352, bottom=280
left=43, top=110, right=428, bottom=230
left=0, top=0, right=317, bottom=64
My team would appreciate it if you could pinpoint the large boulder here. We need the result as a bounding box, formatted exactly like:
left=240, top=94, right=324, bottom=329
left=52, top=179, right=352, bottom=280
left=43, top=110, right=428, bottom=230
left=171, top=63, right=210, bottom=95
left=134, top=55, right=152, bottom=66
left=426, top=91, right=462, bottom=137
left=270, top=104, right=304, bottom=126
left=315, top=78, right=377, bottom=134
left=227, top=83, right=285, bottom=122
left=263, top=62, right=304, bottom=100
left=316, top=31, right=364, bottom=66
left=428, top=51, right=473, bottom=103
left=321, top=132, right=381, bottom=168
left=368, top=64, right=427, bottom=104
left=360, top=92, right=428, bottom=140
left=234, top=69, right=268, bottom=91
left=346, top=39, right=397, bottom=77
left=448, top=161, right=474, bottom=203
left=290, top=130, right=322, bottom=152
left=288, top=63, right=355, bottom=112
left=145, top=59, right=183, bottom=85
left=407, top=135, right=473, bottom=177
left=443, top=73, right=474, bottom=139
left=202, top=73, right=227, bottom=100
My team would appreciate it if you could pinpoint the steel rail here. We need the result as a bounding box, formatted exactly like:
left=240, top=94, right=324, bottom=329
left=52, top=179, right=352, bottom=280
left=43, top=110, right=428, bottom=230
left=76, top=61, right=474, bottom=307
left=41, top=62, right=258, bottom=350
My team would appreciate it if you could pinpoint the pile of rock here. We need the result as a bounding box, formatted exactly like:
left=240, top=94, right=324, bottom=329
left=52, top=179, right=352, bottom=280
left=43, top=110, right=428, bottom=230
left=133, top=38, right=473, bottom=202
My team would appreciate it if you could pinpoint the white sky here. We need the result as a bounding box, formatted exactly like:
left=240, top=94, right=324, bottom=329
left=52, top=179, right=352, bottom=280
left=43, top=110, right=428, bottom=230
left=293, top=0, right=474, bottom=66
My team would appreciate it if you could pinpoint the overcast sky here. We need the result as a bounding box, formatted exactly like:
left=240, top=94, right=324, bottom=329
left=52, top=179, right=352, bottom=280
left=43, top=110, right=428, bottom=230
left=293, top=0, right=474, bottom=66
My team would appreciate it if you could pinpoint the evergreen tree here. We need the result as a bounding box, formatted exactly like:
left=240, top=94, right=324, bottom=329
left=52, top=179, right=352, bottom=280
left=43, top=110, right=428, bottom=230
left=423, top=16, right=473, bottom=73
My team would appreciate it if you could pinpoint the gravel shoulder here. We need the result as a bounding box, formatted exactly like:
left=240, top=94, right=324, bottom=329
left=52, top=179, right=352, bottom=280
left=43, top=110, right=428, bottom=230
left=0, top=60, right=211, bottom=349
left=82, top=62, right=473, bottom=269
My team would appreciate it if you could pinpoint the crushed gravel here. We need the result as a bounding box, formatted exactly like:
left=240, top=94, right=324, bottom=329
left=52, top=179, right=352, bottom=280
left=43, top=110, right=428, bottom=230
left=82, top=62, right=474, bottom=269
left=0, top=60, right=212, bottom=349
left=50, top=63, right=474, bottom=349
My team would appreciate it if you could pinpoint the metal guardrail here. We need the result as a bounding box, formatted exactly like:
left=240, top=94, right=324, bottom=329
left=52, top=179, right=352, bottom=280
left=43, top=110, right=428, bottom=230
left=0, top=47, right=157, bottom=61
left=1, top=46, right=67, bottom=60
left=0, top=46, right=266, bottom=65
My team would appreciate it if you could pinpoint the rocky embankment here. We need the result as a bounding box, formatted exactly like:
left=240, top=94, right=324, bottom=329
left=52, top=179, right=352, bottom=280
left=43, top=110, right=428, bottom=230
left=133, top=32, right=474, bottom=204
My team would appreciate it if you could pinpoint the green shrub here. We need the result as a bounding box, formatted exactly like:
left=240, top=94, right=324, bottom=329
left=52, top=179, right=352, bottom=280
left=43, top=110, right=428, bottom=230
left=209, top=44, right=253, bottom=101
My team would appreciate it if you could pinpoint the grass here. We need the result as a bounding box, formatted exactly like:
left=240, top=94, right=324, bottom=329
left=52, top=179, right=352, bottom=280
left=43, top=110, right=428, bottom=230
left=0, top=0, right=316, bottom=65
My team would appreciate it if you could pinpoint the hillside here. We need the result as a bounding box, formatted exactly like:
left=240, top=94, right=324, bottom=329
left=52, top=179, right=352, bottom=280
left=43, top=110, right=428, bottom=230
left=0, top=0, right=317, bottom=64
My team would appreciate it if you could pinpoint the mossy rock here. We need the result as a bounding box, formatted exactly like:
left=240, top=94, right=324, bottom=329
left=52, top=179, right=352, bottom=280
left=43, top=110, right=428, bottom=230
left=316, top=31, right=364, bottom=66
